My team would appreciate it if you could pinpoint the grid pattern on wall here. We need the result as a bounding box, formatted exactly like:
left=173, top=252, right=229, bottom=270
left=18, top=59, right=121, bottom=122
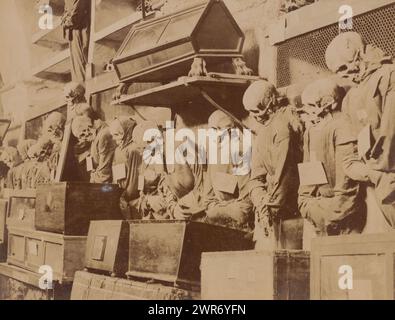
left=276, top=3, right=395, bottom=87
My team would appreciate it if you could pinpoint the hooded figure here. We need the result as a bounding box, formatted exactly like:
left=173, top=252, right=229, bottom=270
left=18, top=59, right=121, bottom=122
left=131, top=121, right=165, bottom=220
left=326, top=32, right=395, bottom=229
left=243, top=80, right=304, bottom=245
left=16, top=139, right=37, bottom=189
left=202, top=110, right=254, bottom=231
left=147, top=115, right=206, bottom=221
left=109, top=117, right=141, bottom=219
left=72, top=116, right=116, bottom=184
left=43, top=112, right=66, bottom=175
left=298, top=78, right=376, bottom=236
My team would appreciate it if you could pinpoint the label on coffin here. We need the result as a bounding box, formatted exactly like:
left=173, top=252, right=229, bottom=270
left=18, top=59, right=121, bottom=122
left=28, top=241, right=39, bottom=256
left=212, top=172, right=238, bottom=194
left=92, top=236, right=107, bottom=261
left=298, top=161, right=328, bottom=186
left=112, top=163, right=127, bottom=182
left=86, top=156, right=94, bottom=172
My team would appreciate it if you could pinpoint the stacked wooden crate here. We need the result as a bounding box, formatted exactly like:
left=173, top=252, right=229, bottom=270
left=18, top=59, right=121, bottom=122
left=7, top=182, right=122, bottom=284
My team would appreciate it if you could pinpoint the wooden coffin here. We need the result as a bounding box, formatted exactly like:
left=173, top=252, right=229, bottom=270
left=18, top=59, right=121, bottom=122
left=201, top=250, right=310, bottom=300
left=113, top=0, right=245, bottom=83
left=0, top=199, right=8, bottom=261
left=85, top=220, right=129, bottom=277
left=6, top=189, right=36, bottom=230
left=311, top=233, right=395, bottom=300
left=71, top=271, right=199, bottom=300
left=126, top=220, right=254, bottom=288
left=35, top=182, right=122, bottom=235
left=7, top=227, right=86, bottom=283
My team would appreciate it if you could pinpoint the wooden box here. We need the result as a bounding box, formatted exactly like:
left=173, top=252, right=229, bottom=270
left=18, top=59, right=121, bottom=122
left=311, top=233, right=395, bottom=300
left=71, top=271, right=200, bottom=300
left=113, top=0, right=245, bottom=83
left=201, top=250, right=310, bottom=300
left=85, top=220, right=129, bottom=277
left=35, top=182, right=122, bottom=235
left=0, top=199, right=8, bottom=261
left=7, top=227, right=86, bottom=283
left=126, top=220, right=254, bottom=288
left=6, top=189, right=36, bottom=230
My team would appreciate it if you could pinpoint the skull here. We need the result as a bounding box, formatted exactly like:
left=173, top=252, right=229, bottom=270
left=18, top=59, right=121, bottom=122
left=243, top=80, right=278, bottom=124
left=208, top=110, right=236, bottom=143
left=109, top=120, right=125, bottom=147
left=0, top=147, right=18, bottom=168
left=301, top=78, right=344, bottom=125
left=64, top=82, right=86, bottom=106
left=43, top=112, right=66, bottom=142
left=27, top=138, right=53, bottom=162
left=71, top=116, right=96, bottom=144
left=325, top=32, right=366, bottom=83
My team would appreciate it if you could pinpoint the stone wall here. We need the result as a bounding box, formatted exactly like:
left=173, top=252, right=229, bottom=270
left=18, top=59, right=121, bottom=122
left=0, top=0, right=285, bottom=146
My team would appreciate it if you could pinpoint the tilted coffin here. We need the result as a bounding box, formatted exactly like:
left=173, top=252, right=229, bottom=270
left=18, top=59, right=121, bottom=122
left=7, top=227, right=86, bottom=283
left=35, top=182, right=122, bottom=236
left=85, top=220, right=129, bottom=277
left=126, top=220, right=254, bottom=288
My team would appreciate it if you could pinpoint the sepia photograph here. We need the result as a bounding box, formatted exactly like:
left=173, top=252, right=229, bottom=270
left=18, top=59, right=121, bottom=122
left=0, top=0, right=394, bottom=306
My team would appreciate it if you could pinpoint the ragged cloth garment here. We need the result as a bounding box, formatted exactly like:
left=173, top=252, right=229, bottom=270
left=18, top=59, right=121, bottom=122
left=148, top=138, right=206, bottom=220
left=111, top=118, right=142, bottom=220
left=342, top=56, right=395, bottom=226
left=134, top=121, right=166, bottom=220
left=14, top=140, right=37, bottom=189
left=298, top=112, right=370, bottom=236
left=89, top=120, right=116, bottom=184
left=25, top=138, right=55, bottom=188
left=2, top=147, right=22, bottom=189
left=62, top=0, right=91, bottom=82
left=249, top=106, right=304, bottom=238
left=204, top=161, right=253, bottom=231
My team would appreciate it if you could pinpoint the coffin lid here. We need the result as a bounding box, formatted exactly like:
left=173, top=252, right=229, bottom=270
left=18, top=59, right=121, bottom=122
left=115, top=0, right=245, bottom=61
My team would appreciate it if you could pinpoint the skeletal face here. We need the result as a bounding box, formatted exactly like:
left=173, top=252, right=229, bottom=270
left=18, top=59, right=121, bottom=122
left=109, top=121, right=125, bottom=147
left=64, top=82, right=85, bottom=106
left=0, top=152, right=13, bottom=168
left=46, top=125, right=64, bottom=142
left=336, top=50, right=365, bottom=83
left=247, top=96, right=274, bottom=124
left=76, top=125, right=96, bottom=144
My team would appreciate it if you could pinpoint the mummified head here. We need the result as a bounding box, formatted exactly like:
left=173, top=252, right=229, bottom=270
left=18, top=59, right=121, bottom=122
left=0, top=146, right=20, bottom=168
left=43, top=112, right=66, bottom=142
left=64, top=82, right=86, bottom=106
left=243, top=80, right=280, bottom=124
left=325, top=32, right=367, bottom=83
left=208, top=110, right=236, bottom=131
left=71, top=116, right=96, bottom=144
left=301, top=78, right=345, bottom=123
left=109, top=117, right=137, bottom=148
left=27, top=138, right=54, bottom=162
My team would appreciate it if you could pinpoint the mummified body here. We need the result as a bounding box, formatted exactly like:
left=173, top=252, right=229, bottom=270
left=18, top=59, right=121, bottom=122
left=243, top=80, right=303, bottom=244
left=109, top=117, right=142, bottom=220
left=326, top=32, right=395, bottom=227
left=203, top=110, right=253, bottom=231
left=72, top=116, right=116, bottom=184
left=297, top=79, right=376, bottom=235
